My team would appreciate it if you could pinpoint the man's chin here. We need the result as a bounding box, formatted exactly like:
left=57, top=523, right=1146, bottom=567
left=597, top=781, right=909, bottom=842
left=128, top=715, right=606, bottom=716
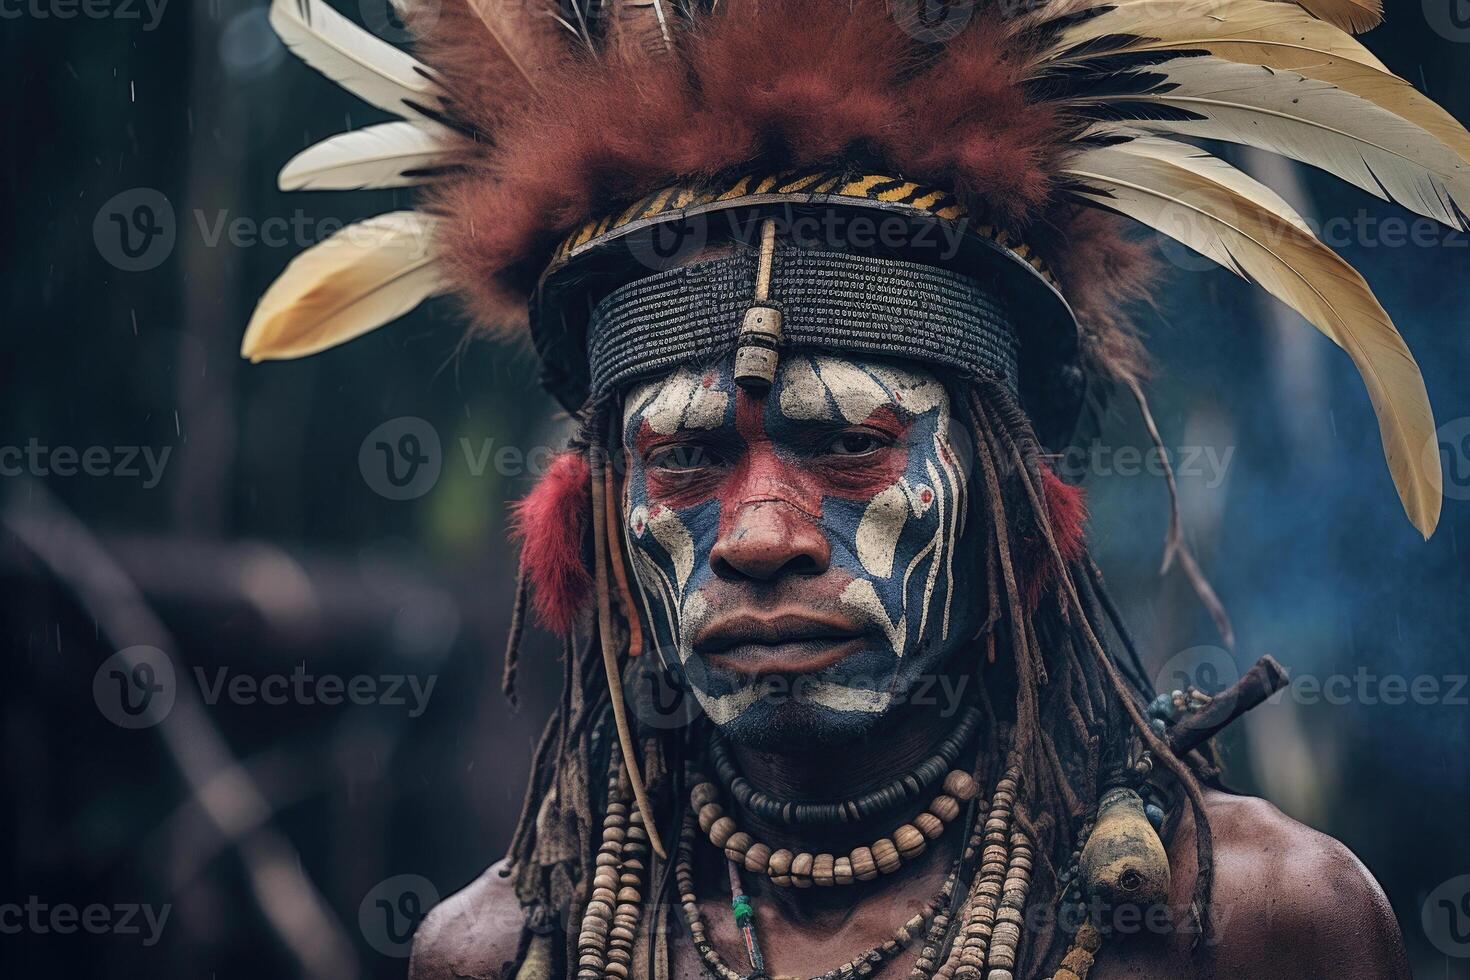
left=703, top=678, right=895, bottom=752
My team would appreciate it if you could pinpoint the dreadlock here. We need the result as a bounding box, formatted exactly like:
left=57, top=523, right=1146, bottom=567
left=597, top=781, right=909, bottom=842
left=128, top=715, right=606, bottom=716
left=500, top=376, right=1220, bottom=979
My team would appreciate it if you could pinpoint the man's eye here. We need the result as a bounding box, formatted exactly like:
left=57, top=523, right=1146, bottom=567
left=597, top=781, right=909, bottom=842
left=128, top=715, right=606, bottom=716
left=648, top=445, right=716, bottom=471
left=827, top=431, right=889, bottom=457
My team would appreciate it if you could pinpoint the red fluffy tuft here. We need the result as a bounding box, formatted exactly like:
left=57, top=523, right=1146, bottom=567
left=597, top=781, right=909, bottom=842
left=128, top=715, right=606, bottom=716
left=1023, top=467, right=1090, bottom=611
left=509, top=451, right=592, bottom=634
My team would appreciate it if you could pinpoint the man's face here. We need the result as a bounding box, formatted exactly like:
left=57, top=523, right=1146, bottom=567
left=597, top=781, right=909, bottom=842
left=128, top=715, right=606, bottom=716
left=620, top=353, right=981, bottom=749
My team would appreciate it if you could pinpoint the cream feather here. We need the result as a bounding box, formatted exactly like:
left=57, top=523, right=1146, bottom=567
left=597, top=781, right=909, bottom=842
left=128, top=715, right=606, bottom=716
left=242, top=211, right=446, bottom=362
left=269, top=0, right=442, bottom=118
left=1074, top=57, right=1470, bottom=230
left=1065, top=138, right=1441, bottom=535
left=1273, top=0, right=1382, bottom=34
left=1048, top=0, right=1388, bottom=72
left=278, top=121, right=453, bottom=191
left=1050, top=1, right=1470, bottom=161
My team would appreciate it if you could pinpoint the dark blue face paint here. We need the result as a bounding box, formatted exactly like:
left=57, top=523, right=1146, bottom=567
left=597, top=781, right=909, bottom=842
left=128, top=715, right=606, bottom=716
left=621, top=353, right=981, bottom=748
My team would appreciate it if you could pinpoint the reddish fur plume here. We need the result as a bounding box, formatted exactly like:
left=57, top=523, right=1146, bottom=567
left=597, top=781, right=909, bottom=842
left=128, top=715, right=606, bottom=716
left=1024, top=467, right=1089, bottom=611
left=509, top=451, right=592, bottom=634
left=416, top=0, right=1156, bottom=404
left=418, top=0, right=1129, bottom=346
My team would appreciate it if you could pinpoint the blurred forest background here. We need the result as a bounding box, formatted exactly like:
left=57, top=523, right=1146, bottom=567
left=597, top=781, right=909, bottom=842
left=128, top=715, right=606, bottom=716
left=2, top=1, right=1469, bottom=977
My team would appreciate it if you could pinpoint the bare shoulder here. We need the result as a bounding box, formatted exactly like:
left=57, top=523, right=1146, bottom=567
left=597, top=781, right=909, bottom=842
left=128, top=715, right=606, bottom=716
left=1172, top=790, right=1409, bottom=979
left=409, top=860, right=527, bottom=980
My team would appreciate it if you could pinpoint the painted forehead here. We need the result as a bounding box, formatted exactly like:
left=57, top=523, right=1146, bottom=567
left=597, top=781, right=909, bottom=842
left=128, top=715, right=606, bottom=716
left=622, top=354, right=949, bottom=432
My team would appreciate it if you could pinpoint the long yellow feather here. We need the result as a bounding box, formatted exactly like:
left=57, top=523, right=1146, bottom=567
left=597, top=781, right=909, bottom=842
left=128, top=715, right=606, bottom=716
left=1276, top=0, right=1382, bottom=34
left=1064, top=137, right=1441, bottom=535
left=242, top=212, right=446, bottom=362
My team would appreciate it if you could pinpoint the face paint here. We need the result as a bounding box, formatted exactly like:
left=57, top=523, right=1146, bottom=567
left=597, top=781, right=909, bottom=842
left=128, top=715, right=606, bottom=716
left=621, top=356, right=979, bottom=748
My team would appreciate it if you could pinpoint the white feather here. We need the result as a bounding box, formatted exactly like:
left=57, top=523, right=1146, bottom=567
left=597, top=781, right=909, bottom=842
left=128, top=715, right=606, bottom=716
left=279, top=121, right=454, bottom=191
left=1049, top=1, right=1470, bottom=162
left=241, top=211, right=446, bottom=362
left=1065, top=139, right=1442, bottom=535
left=1076, top=57, right=1470, bottom=230
left=269, top=0, right=442, bottom=118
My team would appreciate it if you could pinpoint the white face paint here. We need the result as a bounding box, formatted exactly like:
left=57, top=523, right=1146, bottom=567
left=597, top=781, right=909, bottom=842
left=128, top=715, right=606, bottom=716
left=620, top=351, right=980, bottom=748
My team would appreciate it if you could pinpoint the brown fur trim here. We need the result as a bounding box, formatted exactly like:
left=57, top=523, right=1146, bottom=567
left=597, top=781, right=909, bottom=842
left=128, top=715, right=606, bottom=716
left=414, top=0, right=1154, bottom=389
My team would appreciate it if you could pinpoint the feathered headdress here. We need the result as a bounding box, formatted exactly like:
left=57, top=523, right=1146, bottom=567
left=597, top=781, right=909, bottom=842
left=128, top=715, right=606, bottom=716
left=243, top=0, right=1458, bottom=540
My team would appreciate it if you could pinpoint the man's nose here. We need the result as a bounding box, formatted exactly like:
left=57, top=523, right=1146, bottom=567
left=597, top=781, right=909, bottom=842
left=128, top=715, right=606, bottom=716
left=710, top=500, right=831, bottom=582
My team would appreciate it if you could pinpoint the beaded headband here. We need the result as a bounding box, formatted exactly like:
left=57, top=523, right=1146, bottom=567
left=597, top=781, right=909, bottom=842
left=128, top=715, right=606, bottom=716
left=532, top=171, right=1084, bottom=445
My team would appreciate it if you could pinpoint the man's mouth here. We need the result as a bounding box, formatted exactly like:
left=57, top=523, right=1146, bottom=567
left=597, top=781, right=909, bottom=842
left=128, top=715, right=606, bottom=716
left=692, top=610, right=870, bottom=676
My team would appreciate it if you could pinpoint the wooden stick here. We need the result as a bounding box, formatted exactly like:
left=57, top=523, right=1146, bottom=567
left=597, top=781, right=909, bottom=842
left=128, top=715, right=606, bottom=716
left=603, top=463, right=645, bottom=658
left=1168, top=655, right=1290, bottom=757
left=589, top=448, right=667, bottom=859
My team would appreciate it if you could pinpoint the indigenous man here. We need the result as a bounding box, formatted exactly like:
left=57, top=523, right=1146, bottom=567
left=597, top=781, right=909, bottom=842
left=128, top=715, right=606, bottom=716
left=243, top=0, right=1461, bottom=976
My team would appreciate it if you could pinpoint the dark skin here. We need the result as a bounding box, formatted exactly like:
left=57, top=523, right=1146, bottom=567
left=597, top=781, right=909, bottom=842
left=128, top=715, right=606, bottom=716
left=410, top=410, right=1411, bottom=980
left=410, top=791, right=1409, bottom=980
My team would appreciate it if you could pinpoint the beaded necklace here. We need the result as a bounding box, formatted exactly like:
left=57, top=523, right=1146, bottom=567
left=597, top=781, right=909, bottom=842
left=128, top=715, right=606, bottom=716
left=575, top=743, right=1110, bottom=980
left=708, top=707, right=982, bottom=826
left=692, top=768, right=979, bottom=889
left=675, top=805, right=978, bottom=980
